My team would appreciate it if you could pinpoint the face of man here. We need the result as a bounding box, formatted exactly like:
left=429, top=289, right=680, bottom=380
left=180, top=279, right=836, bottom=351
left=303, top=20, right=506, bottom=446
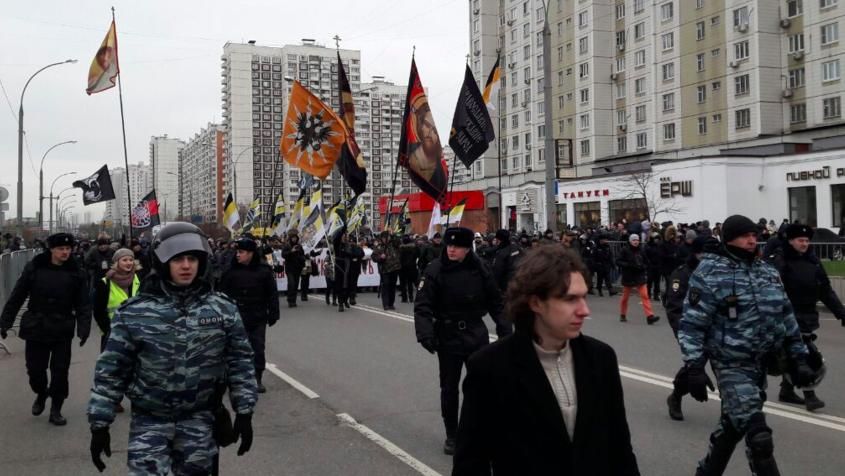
left=728, top=232, right=758, bottom=253
left=168, top=254, right=199, bottom=286
left=630, top=239, right=640, bottom=248
left=98, top=244, right=109, bottom=252
left=446, top=245, right=470, bottom=262
left=236, top=249, right=254, bottom=265
left=530, top=272, right=590, bottom=345
left=789, top=236, right=811, bottom=254
left=50, top=245, right=72, bottom=265
left=117, top=256, right=135, bottom=273
left=433, top=237, right=442, bottom=246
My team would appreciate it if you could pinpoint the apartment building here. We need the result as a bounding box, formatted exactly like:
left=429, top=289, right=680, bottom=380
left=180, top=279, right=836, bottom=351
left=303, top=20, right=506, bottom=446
left=149, top=135, right=184, bottom=222
left=179, top=123, right=225, bottom=223
left=103, top=162, right=153, bottom=226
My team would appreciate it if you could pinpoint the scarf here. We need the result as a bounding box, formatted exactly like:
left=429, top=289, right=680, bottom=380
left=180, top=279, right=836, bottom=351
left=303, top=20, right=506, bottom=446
left=106, top=267, right=136, bottom=294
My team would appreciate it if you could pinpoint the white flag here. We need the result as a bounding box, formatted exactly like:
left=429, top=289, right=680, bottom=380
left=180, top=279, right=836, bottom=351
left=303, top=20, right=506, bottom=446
left=427, top=202, right=442, bottom=239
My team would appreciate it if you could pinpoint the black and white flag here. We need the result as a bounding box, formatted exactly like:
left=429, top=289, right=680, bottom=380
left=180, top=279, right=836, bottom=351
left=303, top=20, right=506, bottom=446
left=73, top=164, right=116, bottom=205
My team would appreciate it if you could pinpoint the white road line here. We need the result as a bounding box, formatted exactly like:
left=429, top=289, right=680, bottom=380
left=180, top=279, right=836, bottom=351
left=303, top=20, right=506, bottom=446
left=354, top=303, right=845, bottom=433
left=265, top=363, right=320, bottom=399
left=337, top=413, right=443, bottom=476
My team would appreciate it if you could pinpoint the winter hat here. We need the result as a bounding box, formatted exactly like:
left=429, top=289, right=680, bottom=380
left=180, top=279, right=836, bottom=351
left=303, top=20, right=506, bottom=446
left=721, top=215, right=758, bottom=243
left=444, top=227, right=474, bottom=248
left=47, top=233, right=74, bottom=249
left=785, top=224, right=814, bottom=240
left=628, top=234, right=640, bottom=243
left=111, top=248, right=134, bottom=264
left=495, top=229, right=510, bottom=243
left=234, top=238, right=258, bottom=252
left=685, top=230, right=698, bottom=241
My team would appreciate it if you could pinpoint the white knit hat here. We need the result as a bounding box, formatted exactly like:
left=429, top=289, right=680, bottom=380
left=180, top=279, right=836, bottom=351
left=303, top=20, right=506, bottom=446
left=628, top=234, right=640, bottom=243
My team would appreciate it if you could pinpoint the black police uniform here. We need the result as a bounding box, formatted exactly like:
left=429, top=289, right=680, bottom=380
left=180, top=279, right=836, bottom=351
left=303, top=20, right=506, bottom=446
left=282, top=235, right=306, bottom=306
left=413, top=228, right=512, bottom=452
left=0, top=233, right=91, bottom=424
left=491, top=235, right=522, bottom=293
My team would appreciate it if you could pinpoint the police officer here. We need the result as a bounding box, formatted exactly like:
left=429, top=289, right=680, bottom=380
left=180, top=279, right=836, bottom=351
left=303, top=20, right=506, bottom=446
left=219, top=237, right=280, bottom=394
left=679, top=215, right=816, bottom=476
left=767, top=223, right=845, bottom=411
left=88, top=223, right=257, bottom=474
left=0, top=232, right=91, bottom=426
left=414, top=227, right=512, bottom=455
left=491, top=229, right=522, bottom=294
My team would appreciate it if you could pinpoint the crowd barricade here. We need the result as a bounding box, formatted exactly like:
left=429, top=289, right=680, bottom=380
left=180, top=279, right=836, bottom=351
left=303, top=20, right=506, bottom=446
left=0, top=249, right=37, bottom=354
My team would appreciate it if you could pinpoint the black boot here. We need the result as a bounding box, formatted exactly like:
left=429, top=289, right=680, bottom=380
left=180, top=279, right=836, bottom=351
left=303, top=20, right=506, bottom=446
left=443, top=437, right=456, bottom=455
left=325, top=292, right=330, bottom=305
left=349, top=296, right=356, bottom=306
left=620, top=314, right=627, bottom=322
left=48, top=400, right=67, bottom=426
left=31, top=393, right=48, bottom=416
left=338, top=302, right=345, bottom=312
left=804, top=391, right=825, bottom=411
left=647, top=315, right=660, bottom=325
left=696, top=420, right=741, bottom=476
left=778, top=381, right=805, bottom=405
left=257, top=372, right=267, bottom=394
left=667, top=393, right=684, bottom=421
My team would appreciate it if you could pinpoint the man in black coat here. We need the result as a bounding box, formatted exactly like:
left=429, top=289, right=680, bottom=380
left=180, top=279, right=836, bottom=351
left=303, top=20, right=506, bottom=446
left=414, top=227, right=512, bottom=456
left=616, top=234, right=659, bottom=324
left=219, top=238, right=280, bottom=393
left=644, top=234, right=663, bottom=301
left=398, top=235, right=420, bottom=303
left=0, top=233, right=91, bottom=425
left=767, top=224, right=845, bottom=411
left=591, top=233, right=616, bottom=296
left=453, top=245, right=639, bottom=475
left=84, top=237, right=115, bottom=286
left=491, top=229, right=522, bottom=294
left=282, top=232, right=306, bottom=307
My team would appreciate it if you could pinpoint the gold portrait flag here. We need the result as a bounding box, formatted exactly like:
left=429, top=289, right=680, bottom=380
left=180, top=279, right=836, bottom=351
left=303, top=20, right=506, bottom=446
left=86, top=20, right=119, bottom=95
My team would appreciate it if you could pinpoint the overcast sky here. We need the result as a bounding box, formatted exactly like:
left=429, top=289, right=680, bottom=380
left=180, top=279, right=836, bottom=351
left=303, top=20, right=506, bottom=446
left=0, top=0, right=468, bottom=222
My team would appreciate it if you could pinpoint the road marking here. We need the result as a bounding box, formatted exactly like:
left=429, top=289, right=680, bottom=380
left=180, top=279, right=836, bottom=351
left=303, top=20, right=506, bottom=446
left=265, top=363, right=320, bottom=399
left=337, top=413, right=443, bottom=476
left=354, top=303, right=845, bottom=433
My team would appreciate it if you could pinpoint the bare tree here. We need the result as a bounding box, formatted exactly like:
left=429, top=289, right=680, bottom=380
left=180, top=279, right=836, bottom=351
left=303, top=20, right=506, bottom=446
left=619, top=172, right=683, bottom=222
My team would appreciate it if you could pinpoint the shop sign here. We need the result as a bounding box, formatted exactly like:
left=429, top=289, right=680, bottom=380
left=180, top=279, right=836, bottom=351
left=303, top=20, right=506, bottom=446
left=560, top=189, right=610, bottom=199
left=660, top=177, right=693, bottom=198
left=784, top=166, right=845, bottom=182
left=519, top=190, right=537, bottom=212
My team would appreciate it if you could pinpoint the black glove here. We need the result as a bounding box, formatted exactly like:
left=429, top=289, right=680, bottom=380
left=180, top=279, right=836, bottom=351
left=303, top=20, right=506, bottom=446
left=79, top=336, right=89, bottom=347
left=233, top=413, right=253, bottom=456
left=791, top=358, right=816, bottom=388
left=420, top=337, right=438, bottom=354
left=90, top=426, right=111, bottom=472
left=0, top=328, right=7, bottom=340
left=687, top=367, right=715, bottom=402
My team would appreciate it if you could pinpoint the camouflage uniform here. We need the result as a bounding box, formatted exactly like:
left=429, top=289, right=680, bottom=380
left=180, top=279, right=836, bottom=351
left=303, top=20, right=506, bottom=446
left=88, top=274, right=257, bottom=475
left=679, top=248, right=807, bottom=476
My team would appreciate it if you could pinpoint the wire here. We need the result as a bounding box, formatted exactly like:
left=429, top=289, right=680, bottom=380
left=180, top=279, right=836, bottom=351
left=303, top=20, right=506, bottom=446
left=0, top=76, right=19, bottom=123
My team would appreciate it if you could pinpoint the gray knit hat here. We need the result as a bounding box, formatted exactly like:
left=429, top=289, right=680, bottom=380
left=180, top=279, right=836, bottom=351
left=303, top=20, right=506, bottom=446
left=112, top=248, right=134, bottom=264
left=685, top=230, right=698, bottom=241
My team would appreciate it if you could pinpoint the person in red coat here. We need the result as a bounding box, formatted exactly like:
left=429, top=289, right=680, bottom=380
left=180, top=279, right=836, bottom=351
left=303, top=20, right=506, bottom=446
left=453, top=245, right=639, bottom=476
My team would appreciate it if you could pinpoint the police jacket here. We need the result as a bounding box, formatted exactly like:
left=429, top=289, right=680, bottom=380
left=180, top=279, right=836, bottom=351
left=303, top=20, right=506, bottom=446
left=88, top=273, right=257, bottom=429
left=492, top=242, right=522, bottom=293
left=678, top=246, right=807, bottom=371
left=590, top=242, right=614, bottom=273
left=219, top=253, right=280, bottom=329
left=658, top=241, right=679, bottom=276
left=414, top=252, right=510, bottom=354
left=644, top=242, right=663, bottom=273
left=0, top=252, right=91, bottom=342
left=767, top=244, right=845, bottom=332
left=399, top=242, right=419, bottom=271
left=665, top=257, right=699, bottom=337
left=282, top=239, right=306, bottom=275
left=616, top=245, right=648, bottom=287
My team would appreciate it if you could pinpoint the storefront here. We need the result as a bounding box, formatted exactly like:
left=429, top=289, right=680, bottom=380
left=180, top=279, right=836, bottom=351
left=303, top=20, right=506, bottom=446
left=502, top=184, right=547, bottom=232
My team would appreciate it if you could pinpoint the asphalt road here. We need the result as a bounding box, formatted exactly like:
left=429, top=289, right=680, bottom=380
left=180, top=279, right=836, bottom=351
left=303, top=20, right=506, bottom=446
left=1, top=290, right=843, bottom=475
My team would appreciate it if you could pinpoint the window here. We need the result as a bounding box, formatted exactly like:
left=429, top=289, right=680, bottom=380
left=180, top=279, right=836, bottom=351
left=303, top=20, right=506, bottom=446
left=512, top=135, right=520, bottom=149
left=821, top=23, right=839, bottom=45
left=616, top=3, right=625, bottom=20
left=578, top=10, right=589, bottom=28
left=616, top=81, right=626, bottom=99
left=787, top=0, right=803, bottom=17
left=660, top=2, right=674, bottom=21
left=616, top=57, right=626, bottom=72
left=832, top=183, right=845, bottom=227
left=712, top=80, right=721, bottom=91
left=789, top=186, right=817, bottom=227
left=697, top=85, right=707, bottom=103
left=634, top=22, right=646, bottom=40
left=735, top=74, right=750, bottom=96
left=698, top=117, right=708, bottom=134
left=579, top=63, right=590, bottom=78
left=635, top=105, right=647, bottom=122
left=616, top=31, right=627, bottom=48
left=662, top=33, right=674, bottom=50
left=697, top=0, right=705, bottom=8
left=713, top=113, right=722, bottom=123
left=617, top=136, right=627, bottom=153
left=617, top=109, right=627, bottom=125
left=823, top=59, right=841, bottom=81
left=696, top=53, right=705, bottom=71
left=512, top=114, right=519, bottom=127
left=635, top=49, right=646, bottom=67
left=663, top=123, right=676, bottom=141
left=712, top=48, right=720, bottom=56
left=823, top=97, right=842, bottom=119
left=662, top=93, right=675, bottom=112
left=523, top=23, right=530, bottom=38
left=712, top=16, right=720, bottom=26
left=636, top=132, right=648, bottom=149
left=788, top=67, right=805, bottom=88
left=734, top=40, right=749, bottom=60
left=635, top=77, right=646, bottom=95
left=580, top=139, right=591, bottom=156
left=821, top=0, right=838, bottom=8
left=733, top=7, right=749, bottom=29
left=580, top=88, right=590, bottom=103
left=788, top=34, right=805, bottom=53
left=662, top=62, right=675, bottom=81
left=790, top=103, right=807, bottom=123
left=579, top=37, right=589, bottom=55
left=609, top=198, right=649, bottom=224
left=696, top=22, right=706, bottom=40
left=735, top=108, right=751, bottom=129
left=523, top=45, right=531, bottom=60
left=634, top=0, right=644, bottom=14
left=579, top=114, right=590, bottom=130
left=574, top=201, right=601, bottom=228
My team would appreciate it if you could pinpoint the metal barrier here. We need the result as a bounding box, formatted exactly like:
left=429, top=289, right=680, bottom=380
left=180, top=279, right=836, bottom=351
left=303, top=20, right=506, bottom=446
left=0, top=249, right=37, bottom=354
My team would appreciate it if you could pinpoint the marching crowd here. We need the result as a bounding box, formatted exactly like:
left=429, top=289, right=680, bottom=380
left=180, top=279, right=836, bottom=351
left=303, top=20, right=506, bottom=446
left=0, top=212, right=842, bottom=475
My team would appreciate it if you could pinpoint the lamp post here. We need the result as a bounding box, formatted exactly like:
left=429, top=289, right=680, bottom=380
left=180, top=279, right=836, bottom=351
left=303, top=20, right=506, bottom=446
left=59, top=204, right=75, bottom=231
left=231, top=146, right=254, bottom=207
left=48, top=172, right=76, bottom=234
left=17, top=59, right=78, bottom=225
left=39, top=140, right=77, bottom=229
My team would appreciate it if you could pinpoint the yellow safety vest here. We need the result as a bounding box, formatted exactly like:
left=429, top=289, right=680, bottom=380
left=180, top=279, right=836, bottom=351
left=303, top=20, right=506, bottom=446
left=103, top=275, right=141, bottom=320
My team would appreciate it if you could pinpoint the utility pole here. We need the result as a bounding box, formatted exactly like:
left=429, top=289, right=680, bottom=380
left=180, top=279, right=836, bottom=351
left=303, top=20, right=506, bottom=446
left=542, top=1, right=556, bottom=233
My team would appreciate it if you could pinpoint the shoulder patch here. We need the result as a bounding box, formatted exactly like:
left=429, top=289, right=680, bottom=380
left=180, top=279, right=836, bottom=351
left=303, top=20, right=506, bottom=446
left=672, top=279, right=680, bottom=292
left=418, top=277, right=425, bottom=291
left=688, top=287, right=701, bottom=307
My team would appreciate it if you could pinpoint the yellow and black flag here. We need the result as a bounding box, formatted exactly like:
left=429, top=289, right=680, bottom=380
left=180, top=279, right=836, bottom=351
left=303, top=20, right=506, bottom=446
left=336, top=52, right=367, bottom=196
left=223, top=193, right=240, bottom=232
left=482, top=54, right=501, bottom=108
left=449, top=64, right=495, bottom=168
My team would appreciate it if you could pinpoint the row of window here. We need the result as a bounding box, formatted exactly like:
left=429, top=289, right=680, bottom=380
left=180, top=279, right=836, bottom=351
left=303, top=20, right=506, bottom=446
left=787, top=0, right=840, bottom=18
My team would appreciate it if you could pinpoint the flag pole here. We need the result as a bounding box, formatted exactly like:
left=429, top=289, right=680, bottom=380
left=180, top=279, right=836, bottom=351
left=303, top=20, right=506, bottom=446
left=112, top=7, right=133, bottom=239
left=263, top=148, right=283, bottom=236
left=387, top=46, right=415, bottom=232
left=495, top=49, right=504, bottom=230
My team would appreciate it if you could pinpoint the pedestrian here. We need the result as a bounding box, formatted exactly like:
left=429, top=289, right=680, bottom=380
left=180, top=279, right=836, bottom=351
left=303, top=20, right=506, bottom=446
left=616, top=234, right=660, bottom=324
left=592, top=233, right=616, bottom=296
left=372, top=231, right=401, bottom=310
left=452, top=245, right=639, bottom=475
left=347, top=236, right=364, bottom=305
left=93, top=248, right=140, bottom=352
left=88, top=222, right=257, bottom=474
left=414, top=227, right=512, bottom=456
left=491, top=229, right=522, bottom=294
left=766, top=223, right=845, bottom=411
left=644, top=233, right=663, bottom=300
left=0, top=232, right=91, bottom=426
left=418, top=232, right=443, bottom=276
left=679, top=215, right=818, bottom=475
left=282, top=230, right=306, bottom=307
left=219, top=237, right=280, bottom=394
left=399, top=235, right=420, bottom=303
left=85, top=237, right=115, bottom=286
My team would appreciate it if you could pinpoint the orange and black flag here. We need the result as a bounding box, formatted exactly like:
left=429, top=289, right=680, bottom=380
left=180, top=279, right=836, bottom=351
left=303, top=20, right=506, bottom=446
left=86, top=20, right=119, bottom=95
left=398, top=58, right=448, bottom=202
left=280, top=81, right=348, bottom=179
left=336, top=52, right=367, bottom=196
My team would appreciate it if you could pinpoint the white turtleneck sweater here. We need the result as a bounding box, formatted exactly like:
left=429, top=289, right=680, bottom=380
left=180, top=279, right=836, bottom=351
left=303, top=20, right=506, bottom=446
left=534, top=341, right=578, bottom=440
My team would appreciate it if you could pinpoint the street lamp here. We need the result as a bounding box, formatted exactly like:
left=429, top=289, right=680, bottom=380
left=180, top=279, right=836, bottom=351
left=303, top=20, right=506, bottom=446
left=39, top=140, right=77, bottom=229
left=59, top=204, right=76, bottom=231
left=231, top=146, right=254, bottom=207
left=17, top=59, right=78, bottom=224
left=48, top=171, right=76, bottom=234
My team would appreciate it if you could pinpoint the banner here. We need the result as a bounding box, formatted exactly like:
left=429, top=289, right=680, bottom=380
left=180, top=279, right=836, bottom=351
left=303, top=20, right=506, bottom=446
left=73, top=164, right=116, bottom=205
left=336, top=51, right=367, bottom=196
left=427, top=201, right=441, bottom=238
left=131, top=189, right=160, bottom=230
left=223, top=192, right=239, bottom=232
left=86, top=20, right=120, bottom=95
left=449, top=64, right=495, bottom=168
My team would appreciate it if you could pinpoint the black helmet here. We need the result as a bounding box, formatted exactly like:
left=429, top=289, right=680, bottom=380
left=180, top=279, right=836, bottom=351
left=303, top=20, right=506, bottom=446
left=152, top=222, right=211, bottom=278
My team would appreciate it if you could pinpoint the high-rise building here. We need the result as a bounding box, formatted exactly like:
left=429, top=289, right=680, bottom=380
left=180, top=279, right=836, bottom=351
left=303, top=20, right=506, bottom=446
left=103, top=162, right=153, bottom=225
left=221, top=39, right=361, bottom=214
left=179, top=123, right=225, bottom=223
left=150, top=135, right=184, bottom=221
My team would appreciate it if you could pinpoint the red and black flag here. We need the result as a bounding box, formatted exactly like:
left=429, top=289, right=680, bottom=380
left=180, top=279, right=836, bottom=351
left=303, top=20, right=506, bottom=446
left=398, top=58, right=448, bottom=202
left=449, top=64, right=495, bottom=168
left=336, top=52, right=367, bottom=196
left=131, top=189, right=160, bottom=230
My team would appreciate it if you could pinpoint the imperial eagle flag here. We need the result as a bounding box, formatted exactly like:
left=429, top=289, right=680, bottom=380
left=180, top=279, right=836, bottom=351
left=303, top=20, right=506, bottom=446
left=73, top=164, right=116, bottom=205
left=336, top=52, right=367, bottom=196
left=449, top=64, right=495, bottom=168
left=242, top=198, right=262, bottom=234
left=398, top=58, right=449, bottom=202
left=86, top=20, right=120, bottom=95
left=131, top=190, right=160, bottom=230
left=280, top=81, right=349, bottom=179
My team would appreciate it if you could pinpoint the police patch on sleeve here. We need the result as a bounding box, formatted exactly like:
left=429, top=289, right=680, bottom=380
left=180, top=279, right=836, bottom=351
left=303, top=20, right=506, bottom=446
left=688, top=287, right=701, bottom=307
left=672, top=280, right=680, bottom=292
left=418, top=277, right=425, bottom=291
